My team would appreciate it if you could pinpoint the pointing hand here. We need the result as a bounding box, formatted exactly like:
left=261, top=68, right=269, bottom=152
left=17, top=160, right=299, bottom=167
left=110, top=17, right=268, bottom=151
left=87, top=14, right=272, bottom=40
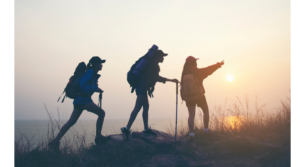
left=218, top=60, right=224, bottom=66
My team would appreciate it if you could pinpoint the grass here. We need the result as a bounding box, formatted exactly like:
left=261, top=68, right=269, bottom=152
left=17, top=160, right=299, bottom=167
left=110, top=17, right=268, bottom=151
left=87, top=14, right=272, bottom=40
left=15, top=95, right=291, bottom=167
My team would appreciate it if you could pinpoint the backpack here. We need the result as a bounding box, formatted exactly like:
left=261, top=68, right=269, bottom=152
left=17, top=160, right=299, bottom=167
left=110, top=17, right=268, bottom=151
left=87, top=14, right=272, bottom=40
left=180, top=74, right=204, bottom=101
left=127, top=45, right=158, bottom=93
left=127, top=56, right=146, bottom=93
left=57, top=62, right=87, bottom=103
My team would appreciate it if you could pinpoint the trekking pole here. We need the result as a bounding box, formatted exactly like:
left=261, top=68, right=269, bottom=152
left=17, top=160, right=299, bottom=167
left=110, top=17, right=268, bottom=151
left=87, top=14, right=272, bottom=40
left=175, top=82, right=178, bottom=143
left=99, top=92, right=102, bottom=110
left=98, top=92, right=103, bottom=121
left=97, top=92, right=103, bottom=139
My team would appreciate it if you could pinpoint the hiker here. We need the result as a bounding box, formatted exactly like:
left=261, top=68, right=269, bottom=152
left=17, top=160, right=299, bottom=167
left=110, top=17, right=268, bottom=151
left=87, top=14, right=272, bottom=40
left=180, top=56, right=224, bottom=139
left=49, top=56, right=110, bottom=151
left=121, top=48, right=179, bottom=140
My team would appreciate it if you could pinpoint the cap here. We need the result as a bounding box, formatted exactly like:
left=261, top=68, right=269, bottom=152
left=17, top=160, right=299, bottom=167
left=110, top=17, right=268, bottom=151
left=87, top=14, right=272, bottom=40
left=186, top=56, right=199, bottom=62
left=155, top=50, right=168, bottom=57
left=90, top=56, right=106, bottom=64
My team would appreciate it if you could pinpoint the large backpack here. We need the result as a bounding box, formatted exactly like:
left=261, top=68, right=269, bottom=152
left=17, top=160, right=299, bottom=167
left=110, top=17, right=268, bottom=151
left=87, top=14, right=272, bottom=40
left=127, top=56, right=146, bottom=93
left=180, top=74, right=204, bottom=101
left=57, top=62, right=87, bottom=103
left=127, top=45, right=158, bottom=93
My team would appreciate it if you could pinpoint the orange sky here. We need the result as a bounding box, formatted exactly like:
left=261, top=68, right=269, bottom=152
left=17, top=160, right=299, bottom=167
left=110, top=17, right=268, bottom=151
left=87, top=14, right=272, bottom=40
left=15, top=0, right=290, bottom=120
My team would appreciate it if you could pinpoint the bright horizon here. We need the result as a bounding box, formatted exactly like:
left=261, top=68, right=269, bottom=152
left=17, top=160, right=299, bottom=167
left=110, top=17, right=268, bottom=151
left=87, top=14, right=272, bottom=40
left=15, top=0, right=290, bottom=121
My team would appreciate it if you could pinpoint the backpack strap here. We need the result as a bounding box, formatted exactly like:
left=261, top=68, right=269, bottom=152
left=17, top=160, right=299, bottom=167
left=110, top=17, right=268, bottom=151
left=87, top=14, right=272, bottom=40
left=57, top=90, right=65, bottom=102
left=61, top=95, right=66, bottom=103
left=148, top=86, right=154, bottom=98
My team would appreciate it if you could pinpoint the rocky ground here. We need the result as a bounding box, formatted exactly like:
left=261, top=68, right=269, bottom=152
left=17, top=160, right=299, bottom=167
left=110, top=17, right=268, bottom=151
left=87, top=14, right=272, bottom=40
left=75, top=129, right=290, bottom=167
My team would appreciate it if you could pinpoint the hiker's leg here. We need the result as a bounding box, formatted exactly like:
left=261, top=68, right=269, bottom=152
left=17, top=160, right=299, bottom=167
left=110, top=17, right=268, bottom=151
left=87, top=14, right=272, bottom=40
left=126, top=95, right=145, bottom=129
left=54, top=108, right=83, bottom=142
left=187, top=105, right=196, bottom=132
left=83, top=102, right=105, bottom=137
left=142, top=95, right=149, bottom=130
left=199, top=97, right=209, bottom=129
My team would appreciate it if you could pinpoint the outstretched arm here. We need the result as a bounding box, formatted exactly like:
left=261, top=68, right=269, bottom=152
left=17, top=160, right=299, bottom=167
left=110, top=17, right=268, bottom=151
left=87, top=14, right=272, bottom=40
left=198, top=60, right=224, bottom=79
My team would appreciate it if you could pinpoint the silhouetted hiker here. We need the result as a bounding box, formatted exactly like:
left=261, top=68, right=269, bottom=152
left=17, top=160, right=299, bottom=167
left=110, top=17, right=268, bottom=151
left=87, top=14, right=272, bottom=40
left=121, top=47, right=179, bottom=140
left=49, top=56, right=110, bottom=151
left=180, top=56, right=224, bottom=140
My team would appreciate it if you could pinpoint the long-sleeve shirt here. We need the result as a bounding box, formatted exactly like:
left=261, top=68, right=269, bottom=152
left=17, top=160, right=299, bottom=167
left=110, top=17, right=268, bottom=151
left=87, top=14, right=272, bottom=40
left=73, top=69, right=100, bottom=105
left=142, top=59, right=167, bottom=97
left=196, top=63, right=222, bottom=94
left=145, top=59, right=167, bottom=84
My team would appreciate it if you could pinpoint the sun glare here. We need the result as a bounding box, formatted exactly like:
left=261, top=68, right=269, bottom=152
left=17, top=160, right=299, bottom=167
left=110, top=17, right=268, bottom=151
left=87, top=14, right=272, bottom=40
left=226, top=74, right=234, bottom=82
left=224, top=116, right=245, bottom=131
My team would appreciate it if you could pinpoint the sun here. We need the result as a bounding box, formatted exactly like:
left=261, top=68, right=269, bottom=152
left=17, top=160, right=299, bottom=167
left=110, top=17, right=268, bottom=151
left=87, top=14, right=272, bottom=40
left=226, top=74, right=234, bottom=82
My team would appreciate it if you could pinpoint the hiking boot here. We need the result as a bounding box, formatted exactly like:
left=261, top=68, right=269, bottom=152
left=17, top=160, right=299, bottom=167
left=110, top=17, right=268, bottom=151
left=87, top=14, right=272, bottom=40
left=121, top=127, right=130, bottom=140
left=143, top=128, right=157, bottom=136
left=95, top=135, right=111, bottom=145
left=48, top=140, right=60, bottom=151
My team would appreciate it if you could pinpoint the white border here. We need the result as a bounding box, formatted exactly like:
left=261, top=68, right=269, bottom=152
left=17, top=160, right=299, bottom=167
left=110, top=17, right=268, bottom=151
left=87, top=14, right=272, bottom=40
left=8, top=0, right=295, bottom=166
left=0, top=0, right=14, bottom=166
left=291, top=0, right=299, bottom=166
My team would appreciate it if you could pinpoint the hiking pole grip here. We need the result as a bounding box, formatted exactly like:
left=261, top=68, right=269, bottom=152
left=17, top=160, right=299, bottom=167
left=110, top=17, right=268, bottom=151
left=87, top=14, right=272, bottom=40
left=176, top=82, right=178, bottom=94
left=175, top=82, right=178, bottom=143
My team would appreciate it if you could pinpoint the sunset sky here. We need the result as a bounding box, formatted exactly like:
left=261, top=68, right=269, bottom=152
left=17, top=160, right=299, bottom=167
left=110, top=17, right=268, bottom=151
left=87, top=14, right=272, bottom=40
left=14, top=0, right=291, bottom=121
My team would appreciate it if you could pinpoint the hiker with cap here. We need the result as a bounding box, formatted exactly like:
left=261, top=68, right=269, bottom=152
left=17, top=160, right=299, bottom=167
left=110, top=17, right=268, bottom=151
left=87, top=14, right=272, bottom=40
left=121, top=49, right=179, bottom=140
left=48, top=56, right=110, bottom=151
left=180, top=56, right=224, bottom=140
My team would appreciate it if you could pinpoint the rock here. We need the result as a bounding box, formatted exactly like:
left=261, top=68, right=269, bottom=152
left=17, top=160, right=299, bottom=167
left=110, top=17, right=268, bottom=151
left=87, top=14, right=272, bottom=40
left=131, top=129, right=175, bottom=146
left=110, top=134, right=124, bottom=141
left=108, top=134, right=149, bottom=145
left=106, top=129, right=176, bottom=146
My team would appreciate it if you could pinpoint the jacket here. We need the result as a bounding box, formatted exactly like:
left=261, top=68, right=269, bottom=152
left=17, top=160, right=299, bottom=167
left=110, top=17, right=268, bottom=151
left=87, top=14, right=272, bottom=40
left=143, top=59, right=167, bottom=97
left=73, top=69, right=100, bottom=105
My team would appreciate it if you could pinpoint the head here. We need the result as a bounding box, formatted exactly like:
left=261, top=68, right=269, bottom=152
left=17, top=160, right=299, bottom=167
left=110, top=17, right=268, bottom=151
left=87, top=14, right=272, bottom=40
left=185, top=56, right=198, bottom=70
left=87, top=56, right=106, bottom=73
left=181, top=56, right=199, bottom=82
left=154, top=50, right=168, bottom=63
